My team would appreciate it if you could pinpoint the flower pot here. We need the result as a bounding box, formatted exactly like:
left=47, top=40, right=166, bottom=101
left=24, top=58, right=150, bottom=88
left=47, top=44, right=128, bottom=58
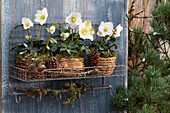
left=45, top=58, right=84, bottom=77
left=16, top=60, right=45, bottom=79
left=58, top=58, right=84, bottom=77
left=98, top=57, right=116, bottom=75
left=65, top=58, right=84, bottom=68
left=46, top=59, right=69, bottom=78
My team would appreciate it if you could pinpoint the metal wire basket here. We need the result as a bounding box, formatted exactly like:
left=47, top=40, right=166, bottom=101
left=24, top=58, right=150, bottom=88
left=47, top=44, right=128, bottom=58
left=9, top=23, right=125, bottom=82
left=9, top=64, right=124, bottom=82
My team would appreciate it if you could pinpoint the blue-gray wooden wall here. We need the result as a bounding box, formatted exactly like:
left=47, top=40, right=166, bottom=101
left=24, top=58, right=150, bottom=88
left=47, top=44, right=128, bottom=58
left=1, top=0, right=128, bottom=113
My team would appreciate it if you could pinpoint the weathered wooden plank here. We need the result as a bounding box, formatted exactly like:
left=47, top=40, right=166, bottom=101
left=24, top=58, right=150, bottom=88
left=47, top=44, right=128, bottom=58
left=12, top=0, right=40, bottom=113
left=1, top=0, right=16, bottom=112
left=128, top=0, right=157, bottom=32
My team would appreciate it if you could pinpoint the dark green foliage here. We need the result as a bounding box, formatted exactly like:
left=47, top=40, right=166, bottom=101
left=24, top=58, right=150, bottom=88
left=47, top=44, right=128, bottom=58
left=128, top=27, right=148, bottom=70
left=111, top=65, right=169, bottom=112
left=11, top=38, right=45, bottom=54
left=150, top=0, right=170, bottom=37
left=89, top=36, right=117, bottom=58
left=59, top=41, right=78, bottom=55
left=150, top=0, right=170, bottom=60
left=111, top=1, right=170, bottom=112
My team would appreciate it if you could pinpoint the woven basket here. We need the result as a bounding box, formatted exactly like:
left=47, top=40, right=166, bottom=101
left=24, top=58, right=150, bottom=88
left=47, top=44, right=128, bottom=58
left=62, top=58, right=84, bottom=77
left=98, top=57, right=116, bottom=75
left=16, top=60, right=45, bottom=79
left=46, top=58, right=84, bottom=77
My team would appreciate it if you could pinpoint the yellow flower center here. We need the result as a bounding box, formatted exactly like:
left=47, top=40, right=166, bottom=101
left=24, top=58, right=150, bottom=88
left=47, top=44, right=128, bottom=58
left=51, top=29, right=54, bottom=32
left=40, top=14, right=45, bottom=20
left=25, top=22, right=29, bottom=27
left=82, top=28, right=89, bottom=36
left=104, top=27, right=108, bottom=32
left=71, top=17, right=77, bottom=23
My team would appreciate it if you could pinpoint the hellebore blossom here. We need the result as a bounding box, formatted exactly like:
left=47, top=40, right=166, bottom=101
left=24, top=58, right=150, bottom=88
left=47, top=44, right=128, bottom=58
left=50, top=26, right=55, bottom=34
left=66, top=12, right=82, bottom=28
left=34, top=8, right=48, bottom=25
left=114, top=24, right=123, bottom=37
left=22, top=17, right=33, bottom=29
left=97, top=21, right=113, bottom=37
left=60, top=32, right=70, bottom=40
left=79, top=20, right=95, bottom=41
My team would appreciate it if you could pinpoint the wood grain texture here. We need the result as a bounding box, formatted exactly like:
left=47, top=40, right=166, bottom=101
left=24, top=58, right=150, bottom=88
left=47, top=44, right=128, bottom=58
left=128, top=0, right=160, bottom=32
left=1, top=0, right=128, bottom=113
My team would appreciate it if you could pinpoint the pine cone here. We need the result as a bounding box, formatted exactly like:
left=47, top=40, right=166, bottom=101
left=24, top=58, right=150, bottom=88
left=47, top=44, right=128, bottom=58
left=45, top=57, right=58, bottom=69
left=83, top=84, right=88, bottom=88
left=62, top=101, right=68, bottom=105
left=64, top=83, right=70, bottom=87
left=37, top=65, right=46, bottom=72
left=41, top=89, right=47, bottom=95
left=81, top=87, right=87, bottom=94
left=28, top=64, right=36, bottom=71
left=52, top=90, right=58, bottom=96
left=26, top=92, right=35, bottom=99
left=87, top=50, right=100, bottom=66
left=34, top=89, right=42, bottom=97
left=46, top=91, right=53, bottom=98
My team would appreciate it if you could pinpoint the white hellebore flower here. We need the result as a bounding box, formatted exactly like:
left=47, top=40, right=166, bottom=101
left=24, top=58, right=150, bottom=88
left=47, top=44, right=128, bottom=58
left=114, top=24, right=123, bottom=37
left=97, top=21, right=113, bottom=37
left=60, top=32, right=70, bottom=40
left=50, top=26, right=55, bottom=34
left=79, top=20, right=95, bottom=41
left=66, top=12, right=82, bottom=28
left=22, top=17, right=34, bottom=29
left=34, top=8, right=48, bottom=25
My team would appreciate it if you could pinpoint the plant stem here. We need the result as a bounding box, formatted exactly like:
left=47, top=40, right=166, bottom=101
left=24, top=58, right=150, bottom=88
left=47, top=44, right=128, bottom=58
left=118, top=109, right=121, bottom=113
left=38, top=25, right=41, bottom=38
left=75, top=36, right=80, bottom=44
left=43, top=33, right=51, bottom=53
left=72, top=29, right=74, bottom=41
left=103, top=36, right=107, bottom=44
left=27, top=29, right=33, bottom=48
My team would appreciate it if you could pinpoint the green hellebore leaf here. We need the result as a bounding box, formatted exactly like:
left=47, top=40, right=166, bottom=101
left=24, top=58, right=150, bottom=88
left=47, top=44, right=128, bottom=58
left=70, top=50, right=77, bottom=53
left=60, top=48, right=66, bottom=51
left=46, top=28, right=50, bottom=32
left=31, top=48, right=39, bottom=53
left=69, top=41, right=74, bottom=46
left=60, top=27, right=65, bottom=33
left=81, top=46, right=86, bottom=50
left=23, top=43, right=28, bottom=48
left=50, top=38, right=57, bottom=44
left=64, top=29, right=70, bottom=33
left=115, top=45, right=118, bottom=49
left=61, top=43, right=67, bottom=48
left=51, top=45, right=58, bottom=52
left=67, top=50, right=71, bottom=54
left=19, top=51, right=27, bottom=55
left=52, top=24, right=59, bottom=28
